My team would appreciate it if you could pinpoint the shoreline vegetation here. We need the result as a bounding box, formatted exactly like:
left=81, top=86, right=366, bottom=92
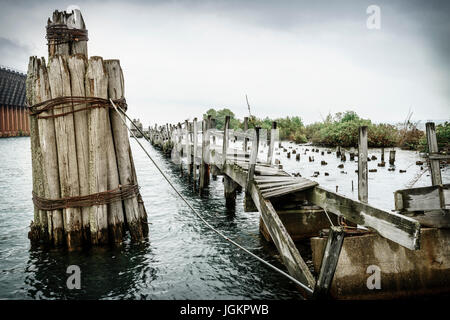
left=203, top=109, right=449, bottom=152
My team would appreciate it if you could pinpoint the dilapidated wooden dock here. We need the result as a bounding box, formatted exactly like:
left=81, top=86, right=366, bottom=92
left=146, top=116, right=449, bottom=299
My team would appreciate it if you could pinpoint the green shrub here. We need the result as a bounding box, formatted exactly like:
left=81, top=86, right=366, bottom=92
left=419, top=121, right=450, bottom=152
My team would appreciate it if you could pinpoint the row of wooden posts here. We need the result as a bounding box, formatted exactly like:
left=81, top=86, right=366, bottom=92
left=148, top=118, right=445, bottom=205
left=148, top=115, right=280, bottom=194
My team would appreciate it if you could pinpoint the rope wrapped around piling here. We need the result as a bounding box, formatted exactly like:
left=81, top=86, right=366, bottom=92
left=28, top=96, right=127, bottom=119
left=32, top=184, right=140, bottom=211
left=46, top=24, right=88, bottom=45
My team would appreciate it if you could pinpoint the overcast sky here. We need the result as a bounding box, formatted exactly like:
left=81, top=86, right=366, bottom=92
left=0, top=0, right=448, bottom=126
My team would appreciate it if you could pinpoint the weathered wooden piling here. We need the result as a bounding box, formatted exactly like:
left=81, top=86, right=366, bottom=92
left=193, top=118, right=198, bottom=189
left=267, top=121, right=277, bottom=164
left=358, top=126, right=368, bottom=203
left=48, top=54, right=83, bottom=248
left=389, top=149, right=396, bottom=166
left=27, top=9, right=148, bottom=248
left=426, top=122, right=443, bottom=185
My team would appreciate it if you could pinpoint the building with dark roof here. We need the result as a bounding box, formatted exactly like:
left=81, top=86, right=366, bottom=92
left=0, top=66, right=29, bottom=137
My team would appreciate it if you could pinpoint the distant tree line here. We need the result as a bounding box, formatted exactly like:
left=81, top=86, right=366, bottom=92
left=203, top=108, right=449, bottom=150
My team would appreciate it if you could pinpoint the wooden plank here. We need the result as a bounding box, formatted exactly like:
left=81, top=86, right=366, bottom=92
left=85, top=56, right=109, bottom=245
left=426, top=122, right=442, bottom=185
left=48, top=55, right=82, bottom=248
left=262, top=181, right=319, bottom=199
left=358, top=126, right=368, bottom=203
left=307, top=186, right=421, bottom=250
left=313, top=226, right=344, bottom=299
left=105, top=59, right=142, bottom=241
left=394, top=184, right=449, bottom=212
left=258, top=180, right=301, bottom=190
left=68, top=54, right=91, bottom=242
left=404, top=210, right=450, bottom=228
left=27, top=57, right=47, bottom=242
left=255, top=176, right=295, bottom=182
left=250, top=184, right=316, bottom=291
left=429, top=154, right=450, bottom=160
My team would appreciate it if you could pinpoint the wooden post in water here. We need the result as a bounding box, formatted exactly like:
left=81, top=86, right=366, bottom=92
left=313, top=226, right=345, bottom=299
left=210, top=118, right=219, bottom=180
left=389, top=150, right=396, bottom=166
left=205, top=116, right=211, bottom=186
left=224, top=175, right=239, bottom=208
left=243, top=116, right=249, bottom=153
left=358, top=126, right=368, bottom=203
left=426, top=122, right=442, bottom=186
left=267, top=121, right=277, bottom=165
left=247, top=127, right=260, bottom=190
left=222, top=116, right=230, bottom=167
left=199, top=119, right=208, bottom=192
left=245, top=127, right=260, bottom=211
left=193, top=118, right=198, bottom=189
left=381, top=147, right=385, bottom=162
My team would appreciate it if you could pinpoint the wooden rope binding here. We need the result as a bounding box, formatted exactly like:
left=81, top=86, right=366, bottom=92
left=46, top=24, right=88, bottom=45
left=28, top=96, right=127, bottom=119
left=32, top=184, right=140, bottom=211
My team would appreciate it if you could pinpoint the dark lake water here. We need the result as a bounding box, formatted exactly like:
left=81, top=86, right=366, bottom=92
left=0, top=137, right=302, bottom=299
left=0, top=137, right=448, bottom=299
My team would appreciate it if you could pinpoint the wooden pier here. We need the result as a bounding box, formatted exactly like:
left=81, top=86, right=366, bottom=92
left=146, top=117, right=449, bottom=299
left=0, top=66, right=30, bottom=137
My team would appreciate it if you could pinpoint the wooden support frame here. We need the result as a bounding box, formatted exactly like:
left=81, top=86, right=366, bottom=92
left=306, top=186, right=421, bottom=250
left=249, top=183, right=316, bottom=292
left=395, top=184, right=449, bottom=212
left=313, top=226, right=345, bottom=299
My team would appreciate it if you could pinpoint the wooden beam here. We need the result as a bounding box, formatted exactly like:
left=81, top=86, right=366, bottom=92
left=313, top=226, right=345, bottom=299
left=429, top=154, right=450, bottom=161
left=358, top=126, right=368, bottom=203
left=250, top=184, right=316, bottom=292
left=394, top=184, right=449, bottom=212
left=306, top=186, right=421, bottom=250
left=426, top=122, right=442, bottom=185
